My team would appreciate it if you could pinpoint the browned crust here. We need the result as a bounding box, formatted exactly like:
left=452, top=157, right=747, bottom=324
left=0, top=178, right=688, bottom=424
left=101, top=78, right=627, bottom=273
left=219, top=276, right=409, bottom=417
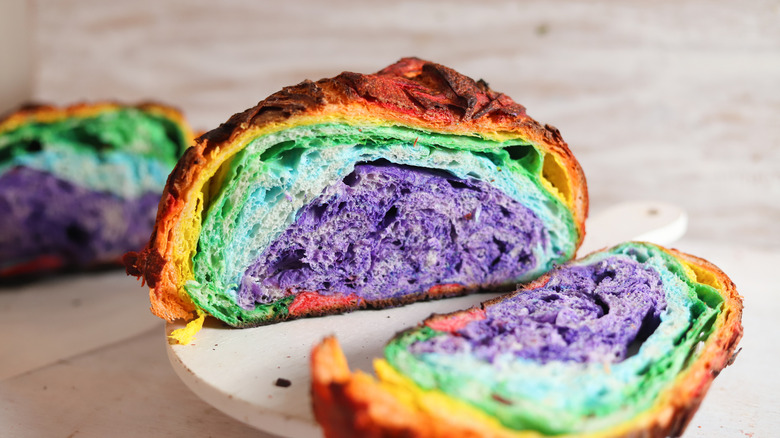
left=0, top=100, right=191, bottom=139
left=310, top=244, right=743, bottom=438
left=224, top=284, right=504, bottom=329
left=126, top=57, right=588, bottom=322
left=365, top=284, right=479, bottom=311
left=656, top=247, right=744, bottom=437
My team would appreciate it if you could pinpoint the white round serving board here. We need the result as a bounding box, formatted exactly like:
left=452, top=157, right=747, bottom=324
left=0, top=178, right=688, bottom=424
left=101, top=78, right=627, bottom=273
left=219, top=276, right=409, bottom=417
left=167, top=201, right=687, bottom=438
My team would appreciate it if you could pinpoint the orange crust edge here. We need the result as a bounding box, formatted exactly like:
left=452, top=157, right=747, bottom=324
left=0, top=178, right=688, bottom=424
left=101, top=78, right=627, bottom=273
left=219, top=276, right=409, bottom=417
left=310, top=245, right=743, bottom=438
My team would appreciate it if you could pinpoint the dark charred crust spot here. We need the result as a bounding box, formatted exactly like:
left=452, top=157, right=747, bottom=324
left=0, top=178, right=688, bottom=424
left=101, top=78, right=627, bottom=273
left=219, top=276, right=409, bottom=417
left=320, top=77, right=362, bottom=104
left=421, top=62, right=481, bottom=118
left=0, top=102, right=49, bottom=123
left=274, top=378, right=292, bottom=388
left=544, top=124, right=564, bottom=144
left=228, top=298, right=367, bottom=328
left=337, top=71, right=422, bottom=114
left=140, top=249, right=166, bottom=288
left=491, top=393, right=513, bottom=405
left=16, top=102, right=51, bottom=112
left=123, top=251, right=141, bottom=277
left=250, top=80, right=327, bottom=124
left=202, top=121, right=236, bottom=146
left=471, top=96, right=505, bottom=120
left=727, top=347, right=742, bottom=366
left=165, top=154, right=200, bottom=199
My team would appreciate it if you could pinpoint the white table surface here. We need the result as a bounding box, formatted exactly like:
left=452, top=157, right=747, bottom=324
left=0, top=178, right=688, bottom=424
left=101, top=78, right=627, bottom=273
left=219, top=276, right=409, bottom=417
left=2, top=239, right=777, bottom=438
left=2, top=1, right=778, bottom=436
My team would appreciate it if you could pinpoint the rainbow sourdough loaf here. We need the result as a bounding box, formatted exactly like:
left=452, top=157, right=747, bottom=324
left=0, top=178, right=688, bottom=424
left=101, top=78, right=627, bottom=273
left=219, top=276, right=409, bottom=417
left=0, top=102, right=191, bottom=277
left=312, top=242, right=743, bottom=438
left=125, top=57, right=587, bottom=331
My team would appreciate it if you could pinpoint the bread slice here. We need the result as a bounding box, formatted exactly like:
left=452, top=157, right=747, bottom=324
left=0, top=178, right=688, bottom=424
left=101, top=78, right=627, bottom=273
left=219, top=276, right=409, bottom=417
left=0, top=101, right=192, bottom=278
left=124, top=57, right=588, bottom=329
left=311, top=242, right=743, bottom=438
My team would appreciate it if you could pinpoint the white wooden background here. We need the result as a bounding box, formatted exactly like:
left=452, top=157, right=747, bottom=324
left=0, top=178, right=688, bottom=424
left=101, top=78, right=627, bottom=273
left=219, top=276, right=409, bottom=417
left=1, top=1, right=778, bottom=437
left=30, top=0, right=780, bottom=249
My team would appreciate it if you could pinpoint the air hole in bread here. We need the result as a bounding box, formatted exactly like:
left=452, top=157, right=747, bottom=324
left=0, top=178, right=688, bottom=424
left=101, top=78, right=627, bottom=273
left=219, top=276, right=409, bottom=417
left=473, top=150, right=504, bottom=168
left=542, top=153, right=571, bottom=204
left=505, top=144, right=542, bottom=173
left=625, top=309, right=662, bottom=358
left=65, top=223, right=89, bottom=244
left=259, top=140, right=297, bottom=162
left=685, top=261, right=722, bottom=290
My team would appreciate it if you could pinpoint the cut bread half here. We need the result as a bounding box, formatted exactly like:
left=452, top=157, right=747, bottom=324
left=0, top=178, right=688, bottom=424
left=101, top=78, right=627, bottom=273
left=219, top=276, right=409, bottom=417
left=311, top=242, right=743, bottom=438
left=0, top=101, right=192, bottom=278
left=125, top=58, right=587, bottom=332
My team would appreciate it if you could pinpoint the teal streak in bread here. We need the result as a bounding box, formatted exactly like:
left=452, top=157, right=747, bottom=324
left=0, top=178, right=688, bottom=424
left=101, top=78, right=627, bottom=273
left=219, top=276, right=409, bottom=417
left=4, top=149, right=176, bottom=198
